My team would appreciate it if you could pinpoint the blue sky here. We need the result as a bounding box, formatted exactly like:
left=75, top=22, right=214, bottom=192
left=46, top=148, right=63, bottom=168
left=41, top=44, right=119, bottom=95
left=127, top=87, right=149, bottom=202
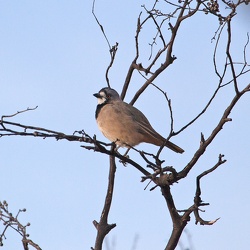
left=1, top=1, right=250, bottom=250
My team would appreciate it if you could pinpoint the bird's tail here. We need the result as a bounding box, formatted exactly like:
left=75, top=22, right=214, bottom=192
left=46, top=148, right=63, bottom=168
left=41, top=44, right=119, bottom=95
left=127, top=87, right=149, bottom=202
left=165, top=141, right=184, bottom=154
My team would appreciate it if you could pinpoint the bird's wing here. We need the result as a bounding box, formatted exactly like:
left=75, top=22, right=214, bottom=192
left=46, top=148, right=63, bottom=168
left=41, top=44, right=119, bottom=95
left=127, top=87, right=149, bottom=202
left=122, top=102, right=164, bottom=141
left=116, top=101, right=184, bottom=153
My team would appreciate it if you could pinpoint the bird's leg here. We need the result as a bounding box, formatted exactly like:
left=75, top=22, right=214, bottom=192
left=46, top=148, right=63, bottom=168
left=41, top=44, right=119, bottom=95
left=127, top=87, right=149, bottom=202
left=118, top=147, right=131, bottom=166
left=123, top=148, right=131, bottom=158
left=114, top=141, right=131, bottom=158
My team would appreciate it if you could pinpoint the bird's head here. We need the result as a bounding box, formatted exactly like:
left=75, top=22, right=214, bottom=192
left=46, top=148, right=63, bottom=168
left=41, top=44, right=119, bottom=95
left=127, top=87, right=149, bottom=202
left=93, top=87, right=121, bottom=105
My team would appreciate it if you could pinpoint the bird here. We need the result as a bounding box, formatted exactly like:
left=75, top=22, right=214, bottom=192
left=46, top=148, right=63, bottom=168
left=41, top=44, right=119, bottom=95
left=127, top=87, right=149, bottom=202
left=93, top=87, right=184, bottom=154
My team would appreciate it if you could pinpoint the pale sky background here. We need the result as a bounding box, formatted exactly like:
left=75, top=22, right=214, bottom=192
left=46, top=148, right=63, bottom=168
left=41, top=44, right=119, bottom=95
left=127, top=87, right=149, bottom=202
left=1, top=1, right=250, bottom=250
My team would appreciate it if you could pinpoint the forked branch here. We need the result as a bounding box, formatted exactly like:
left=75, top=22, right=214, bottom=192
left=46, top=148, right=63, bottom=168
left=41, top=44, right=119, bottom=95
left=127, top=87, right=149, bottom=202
left=91, top=151, right=117, bottom=250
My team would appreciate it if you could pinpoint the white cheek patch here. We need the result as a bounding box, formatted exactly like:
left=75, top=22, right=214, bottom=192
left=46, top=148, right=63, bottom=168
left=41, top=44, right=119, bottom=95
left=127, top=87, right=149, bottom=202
left=97, top=98, right=106, bottom=104
left=97, top=91, right=107, bottom=104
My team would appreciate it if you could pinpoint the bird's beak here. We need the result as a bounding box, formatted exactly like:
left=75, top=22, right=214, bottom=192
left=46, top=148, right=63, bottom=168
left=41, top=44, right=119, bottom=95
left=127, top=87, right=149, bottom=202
left=93, top=93, right=101, bottom=98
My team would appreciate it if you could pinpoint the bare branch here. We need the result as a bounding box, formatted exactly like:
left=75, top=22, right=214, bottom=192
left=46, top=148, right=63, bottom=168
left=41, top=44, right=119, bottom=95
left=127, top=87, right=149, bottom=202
left=105, top=42, right=119, bottom=88
left=161, top=185, right=187, bottom=250
left=1, top=112, right=151, bottom=176
left=174, top=83, right=222, bottom=136
left=243, top=32, right=249, bottom=65
left=1, top=106, right=38, bottom=124
left=92, top=0, right=111, bottom=49
left=130, top=0, right=202, bottom=106
left=81, top=143, right=151, bottom=176
left=121, top=12, right=150, bottom=100
left=193, top=154, right=226, bottom=225
left=177, top=83, right=250, bottom=181
left=92, top=0, right=119, bottom=88
left=226, top=17, right=239, bottom=95
left=0, top=201, right=41, bottom=250
left=92, top=148, right=117, bottom=250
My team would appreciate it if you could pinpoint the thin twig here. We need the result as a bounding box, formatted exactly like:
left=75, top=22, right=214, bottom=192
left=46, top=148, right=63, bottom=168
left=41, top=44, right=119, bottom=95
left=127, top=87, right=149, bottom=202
left=1, top=106, right=38, bottom=122
left=92, top=0, right=111, bottom=49
left=226, top=17, right=239, bottom=95
left=92, top=0, right=118, bottom=88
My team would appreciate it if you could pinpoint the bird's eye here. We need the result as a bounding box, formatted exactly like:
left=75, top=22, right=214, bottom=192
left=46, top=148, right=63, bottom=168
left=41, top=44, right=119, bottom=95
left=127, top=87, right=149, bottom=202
left=107, top=95, right=111, bottom=98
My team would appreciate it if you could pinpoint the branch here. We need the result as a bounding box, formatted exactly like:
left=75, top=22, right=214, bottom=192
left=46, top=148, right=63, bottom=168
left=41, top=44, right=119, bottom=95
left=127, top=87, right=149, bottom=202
left=177, top=83, right=250, bottom=181
left=174, top=83, right=221, bottom=135
left=1, top=106, right=38, bottom=122
left=92, top=0, right=111, bottom=48
left=0, top=120, right=94, bottom=143
left=193, top=154, right=226, bottom=225
left=1, top=108, right=152, bottom=177
left=129, top=0, right=202, bottom=105
left=92, top=149, right=117, bottom=250
left=161, top=185, right=187, bottom=250
left=106, top=42, right=119, bottom=88
left=226, top=17, right=239, bottom=95
left=81, top=143, right=151, bottom=176
left=0, top=201, right=41, bottom=250
left=121, top=12, right=149, bottom=100
left=92, top=0, right=118, bottom=87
